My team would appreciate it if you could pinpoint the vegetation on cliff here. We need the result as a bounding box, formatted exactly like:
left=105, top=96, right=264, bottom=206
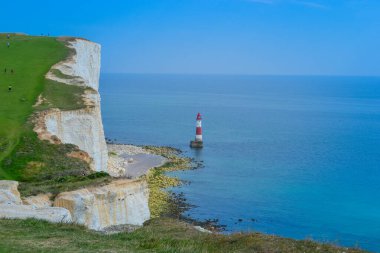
left=0, top=34, right=66, bottom=174
left=0, top=218, right=368, bottom=253
left=0, top=34, right=110, bottom=196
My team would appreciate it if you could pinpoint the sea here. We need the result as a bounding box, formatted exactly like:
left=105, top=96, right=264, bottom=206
left=100, top=74, right=380, bottom=252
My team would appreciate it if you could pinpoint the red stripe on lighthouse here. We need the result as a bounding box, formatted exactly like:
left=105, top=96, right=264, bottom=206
left=195, top=112, right=203, bottom=142
left=191, top=113, right=203, bottom=147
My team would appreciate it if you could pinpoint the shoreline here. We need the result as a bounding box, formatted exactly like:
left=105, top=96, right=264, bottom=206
left=106, top=143, right=370, bottom=252
left=107, top=142, right=225, bottom=232
left=107, top=144, right=167, bottom=178
left=106, top=143, right=191, bottom=214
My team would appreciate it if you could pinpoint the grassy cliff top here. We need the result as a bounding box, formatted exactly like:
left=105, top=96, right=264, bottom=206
left=0, top=34, right=110, bottom=195
left=0, top=34, right=67, bottom=176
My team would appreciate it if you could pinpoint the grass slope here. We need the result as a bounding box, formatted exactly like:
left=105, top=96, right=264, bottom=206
left=0, top=218, right=368, bottom=253
left=0, top=34, right=110, bottom=196
left=0, top=34, right=67, bottom=176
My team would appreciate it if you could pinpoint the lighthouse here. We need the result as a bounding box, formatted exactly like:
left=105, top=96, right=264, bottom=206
left=190, top=113, right=203, bottom=148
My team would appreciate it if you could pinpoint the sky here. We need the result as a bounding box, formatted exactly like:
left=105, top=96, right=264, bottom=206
left=1, top=0, right=380, bottom=75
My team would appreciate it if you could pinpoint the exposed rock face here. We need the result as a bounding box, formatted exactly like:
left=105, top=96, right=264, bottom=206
left=46, top=39, right=101, bottom=90
left=54, top=179, right=150, bottom=231
left=16, top=37, right=151, bottom=231
left=36, top=38, right=108, bottom=172
left=0, top=181, right=72, bottom=223
left=23, top=193, right=53, bottom=208
left=43, top=106, right=106, bottom=172
left=0, top=205, right=72, bottom=223
left=0, top=180, right=22, bottom=205
left=0, top=178, right=150, bottom=230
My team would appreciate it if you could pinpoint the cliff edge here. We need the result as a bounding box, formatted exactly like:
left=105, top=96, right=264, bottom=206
left=35, top=38, right=108, bottom=173
left=1, top=36, right=150, bottom=231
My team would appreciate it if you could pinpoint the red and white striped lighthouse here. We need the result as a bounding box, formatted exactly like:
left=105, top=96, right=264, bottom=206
left=195, top=113, right=202, bottom=142
left=190, top=113, right=203, bottom=148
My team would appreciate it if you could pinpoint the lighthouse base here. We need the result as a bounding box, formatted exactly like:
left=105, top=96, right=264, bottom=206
left=190, top=141, right=203, bottom=149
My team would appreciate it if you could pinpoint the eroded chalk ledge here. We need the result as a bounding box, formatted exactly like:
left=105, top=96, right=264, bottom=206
left=54, top=179, right=150, bottom=231
left=0, top=180, right=72, bottom=224
left=0, top=179, right=150, bottom=232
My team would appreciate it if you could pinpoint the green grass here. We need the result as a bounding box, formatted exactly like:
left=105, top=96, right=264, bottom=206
left=0, top=34, right=109, bottom=196
left=3, top=128, right=111, bottom=197
left=35, top=79, right=87, bottom=111
left=0, top=34, right=68, bottom=175
left=0, top=218, right=368, bottom=253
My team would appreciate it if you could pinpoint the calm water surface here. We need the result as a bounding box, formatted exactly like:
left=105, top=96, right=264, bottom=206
left=100, top=74, right=380, bottom=252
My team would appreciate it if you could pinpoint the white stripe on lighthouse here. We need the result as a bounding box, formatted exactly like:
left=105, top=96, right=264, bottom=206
left=194, top=113, right=203, bottom=143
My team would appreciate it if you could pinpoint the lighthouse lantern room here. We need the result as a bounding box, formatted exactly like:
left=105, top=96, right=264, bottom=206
left=190, top=113, right=203, bottom=148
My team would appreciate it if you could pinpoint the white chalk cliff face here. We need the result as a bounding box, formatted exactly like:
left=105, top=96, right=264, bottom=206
left=46, top=39, right=101, bottom=90
left=42, top=38, right=149, bottom=230
left=42, top=39, right=108, bottom=172
left=0, top=181, right=72, bottom=223
left=54, top=179, right=150, bottom=231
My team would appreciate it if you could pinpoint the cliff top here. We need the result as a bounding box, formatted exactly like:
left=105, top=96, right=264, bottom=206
left=0, top=34, right=110, bottom=196
left=0, top=34, right=67, bottom=177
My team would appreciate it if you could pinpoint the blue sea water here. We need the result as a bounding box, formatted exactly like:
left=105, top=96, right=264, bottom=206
left=100, top=74, right=380, bottom=252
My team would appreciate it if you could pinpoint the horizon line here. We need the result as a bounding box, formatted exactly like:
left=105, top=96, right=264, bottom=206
left=100, top=72, right=380, bottom=78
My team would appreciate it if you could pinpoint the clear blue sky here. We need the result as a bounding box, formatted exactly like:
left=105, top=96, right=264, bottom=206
left=1, top=0, right=379, bottom=75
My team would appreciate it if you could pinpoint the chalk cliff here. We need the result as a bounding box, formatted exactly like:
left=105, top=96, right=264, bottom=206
left=0, top=37, right=151, bottom=231
left=0, top=181, right=72, bottom=223
left=54, top=179, right=150, bottom=231
left=46, top=39, right=101, bottom=90
left=38, top=38, right=150, bottom=231
left=38, top=39, right=108, bottom=173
